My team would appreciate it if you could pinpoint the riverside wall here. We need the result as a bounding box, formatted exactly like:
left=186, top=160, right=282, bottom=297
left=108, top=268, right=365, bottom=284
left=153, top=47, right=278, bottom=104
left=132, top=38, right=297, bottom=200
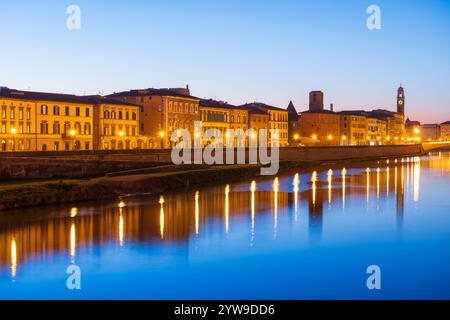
left=0, top=144, right=424, bottom=180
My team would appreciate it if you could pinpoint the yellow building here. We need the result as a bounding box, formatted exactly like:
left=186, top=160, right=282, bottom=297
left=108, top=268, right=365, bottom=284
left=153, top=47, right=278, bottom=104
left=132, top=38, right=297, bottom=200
left=440, top=121, right=450, bottom=141
left=0, top=89, right=35, bottom=152
left=240, top=103, right=289, bottom=147
left=340, top=111, right=368, bottom=146
left=107, top=87, right=200, bottom=149
left=91, top=97, right=140, bottom=150
left=248, top=109, right=270, bottom=145
left=199, top=99, right=231, bottom=146
left=0, top=87, right=140, bottom=152
left=367, top=117, right=387, bottom=145
left=297, top=110, right=341, bottom=146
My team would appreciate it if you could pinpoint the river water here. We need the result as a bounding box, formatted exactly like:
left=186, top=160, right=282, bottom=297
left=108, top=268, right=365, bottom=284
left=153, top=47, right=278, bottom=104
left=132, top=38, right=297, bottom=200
left=1, top=152, right=450, bottom=299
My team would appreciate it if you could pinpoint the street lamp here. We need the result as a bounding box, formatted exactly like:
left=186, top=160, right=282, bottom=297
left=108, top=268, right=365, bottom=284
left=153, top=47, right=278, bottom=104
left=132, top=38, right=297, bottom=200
left=11, top=128, right=17, bottom=152
left=70, top=129, right=76, bottom=150
left=159, top=131, right=165, bottom=149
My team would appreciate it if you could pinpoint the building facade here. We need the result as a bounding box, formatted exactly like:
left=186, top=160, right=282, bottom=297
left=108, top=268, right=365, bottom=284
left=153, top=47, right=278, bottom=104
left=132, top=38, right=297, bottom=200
left=440, top=121, right=450, bottom=141
left=240, top=103, right=289, bottom=147
left=0, top=87, right=140, bottom=152
left=298, top=110, right=341, bottom=146
left=340, top=111, right=368, bottom=146
left=107, top=87, right=200, bottom=149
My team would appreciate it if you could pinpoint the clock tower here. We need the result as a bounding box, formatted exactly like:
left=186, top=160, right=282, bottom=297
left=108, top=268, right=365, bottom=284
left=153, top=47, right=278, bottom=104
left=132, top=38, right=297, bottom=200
left=397, top=86, right=405, bottom=114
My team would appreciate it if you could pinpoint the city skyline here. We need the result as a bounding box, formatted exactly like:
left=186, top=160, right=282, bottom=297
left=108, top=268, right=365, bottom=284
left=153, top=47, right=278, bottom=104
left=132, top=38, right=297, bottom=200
left=1, top=0, right=449, bottom=123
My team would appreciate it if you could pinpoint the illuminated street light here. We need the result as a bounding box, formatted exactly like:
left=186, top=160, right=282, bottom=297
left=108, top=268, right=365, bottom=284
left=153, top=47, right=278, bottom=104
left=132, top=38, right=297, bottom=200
left=11, top=128, right=17, bottom=152
left=159, top=131, right=165, bottom=138
left=118, top=131, right=125, bottom=137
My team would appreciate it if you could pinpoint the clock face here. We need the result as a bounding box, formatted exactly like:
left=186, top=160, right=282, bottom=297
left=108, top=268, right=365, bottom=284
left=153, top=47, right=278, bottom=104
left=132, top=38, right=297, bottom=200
left=398, top=100, right=404, bottom=105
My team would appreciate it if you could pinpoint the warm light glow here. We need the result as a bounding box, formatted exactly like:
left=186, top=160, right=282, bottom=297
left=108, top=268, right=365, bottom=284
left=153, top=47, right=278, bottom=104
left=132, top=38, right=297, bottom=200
left=327, top=169, right=333, bottom=205
left=70, top=129, right=76, bottom=137
left=312, top=134, right=317, bottom=140
left=387, top=136, right=391, bottom=141
left=293, top=134, right=299, bottom=140
left=70, top=222, right=76, bottom=262
left=342, top=168, right=347, bottom=209
left=342, top=135, right=347, bottom=140
left=118, top=201, right=126, bottom=209
left=119, top=212, right=124, bottom=246
left=273, top=178, right=279, bottom=236
left=195, top=191, right=200, bottom=235
left=118, top=131, right=124, bottom=137
left=10, top=128, right=17, bottom=135
left=250, top=181, right=256, bottom=243
left=414, top=128, right=420, bottom=134
left=293, top=174, right=299, bottom=222
left=376, top=168, right=380, bottom=199
left=251, top=133, right=257, bottom=140
left=311, top=171, right=317, bottom=206
left=159, top=196, right=165, bottom=239
left=159, top=131, right=165, bottom=138
left=225, top=185, right=230, bottom=234
left=366, top=168, right=370, bottom=204
left=413, top=159, right=421, bottom=202
left=70, top=207, right=78, bottom=218
left=11, top=238, right=17, bottom=278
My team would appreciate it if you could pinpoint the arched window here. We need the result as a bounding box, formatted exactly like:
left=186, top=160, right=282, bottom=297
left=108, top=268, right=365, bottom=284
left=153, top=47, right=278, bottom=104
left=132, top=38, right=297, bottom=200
left=104, top=110, right=110, bottom=119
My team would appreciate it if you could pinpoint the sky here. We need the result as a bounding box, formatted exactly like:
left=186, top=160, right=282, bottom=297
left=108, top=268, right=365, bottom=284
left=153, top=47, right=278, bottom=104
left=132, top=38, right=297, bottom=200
left=1, top=0, right=449, bottom=123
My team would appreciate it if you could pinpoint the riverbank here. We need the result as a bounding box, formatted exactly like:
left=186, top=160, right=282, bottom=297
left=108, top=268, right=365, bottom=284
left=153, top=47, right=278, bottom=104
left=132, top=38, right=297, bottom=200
left=0, top=152, right=425, bottom=212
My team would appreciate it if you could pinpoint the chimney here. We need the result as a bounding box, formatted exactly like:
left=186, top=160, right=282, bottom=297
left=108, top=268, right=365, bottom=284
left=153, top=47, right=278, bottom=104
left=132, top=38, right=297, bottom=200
left=330, top=103, right=334, bottom=112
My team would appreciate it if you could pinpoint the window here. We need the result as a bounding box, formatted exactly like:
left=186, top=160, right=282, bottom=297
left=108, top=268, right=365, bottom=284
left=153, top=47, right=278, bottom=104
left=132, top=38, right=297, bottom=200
left=84, top=123, right=91, bottom=135
left=40, top=121, right=49, bottom=134
left=26, top=123, right=31, bottom=134
left=75, top=107, right=80, bottom=116
left=19, top=123, right=23, bottom=134
left=132, top=112, right=137, bottom=120
left=64, top=122, right=71, bottom=133
left=65, top=106, right=70, bottom=116
left=103, top=125, right=109, bottom=136
left=86, top=108, right=90, bottom=117
left=53, top=106, right=60, bottom=115
left=19, top=108, right=23, bottom=120
left=126, top=111, right=129, bottom=120
left=85, top=142, right=90, bottom=150
left=10, top=107, right=15, bottom=119
left=41, top=105, right=48, bottom=115
left=1, top=106, right=6, bottom=119
left=54, top=142, right=59, bottom=151
left=53, top=122, right=60, bottom=134
left=118, top=111, right=123, bottom=120
left=1, top=122, right=6, bottom=134
left=104, top=110, right=110, bottom=119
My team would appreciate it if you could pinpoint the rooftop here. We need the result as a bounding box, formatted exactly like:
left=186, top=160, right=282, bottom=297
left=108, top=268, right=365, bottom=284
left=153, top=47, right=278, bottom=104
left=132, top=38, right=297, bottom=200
left=107, top=88, right=200, bottom=100
left=239, top=102, right=287, bottom=112
left=0, top=87, right=139, bottom=107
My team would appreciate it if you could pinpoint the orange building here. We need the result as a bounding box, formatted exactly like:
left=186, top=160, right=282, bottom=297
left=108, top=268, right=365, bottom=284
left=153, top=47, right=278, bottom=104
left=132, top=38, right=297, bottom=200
left=298, top=110, right=341, bottom=146
left=107, top=87, right=200, bottom=148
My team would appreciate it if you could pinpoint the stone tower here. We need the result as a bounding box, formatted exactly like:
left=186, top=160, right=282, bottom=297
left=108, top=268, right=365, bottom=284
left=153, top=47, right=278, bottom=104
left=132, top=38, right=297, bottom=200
left=397, top=86, right=405, bottom=114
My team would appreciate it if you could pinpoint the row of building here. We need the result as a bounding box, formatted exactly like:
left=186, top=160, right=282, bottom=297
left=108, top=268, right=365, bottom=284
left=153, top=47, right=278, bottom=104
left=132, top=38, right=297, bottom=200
left=0, top=86, right=289, bottom=151
left=1, top=85, right=447, bottom=152
left=289, top=88, right=407, bottom=146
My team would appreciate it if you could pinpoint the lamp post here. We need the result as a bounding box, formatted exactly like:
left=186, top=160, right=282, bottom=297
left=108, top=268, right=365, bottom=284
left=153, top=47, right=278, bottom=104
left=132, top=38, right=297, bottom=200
left=118, top=130, right=124, bottom=150
left=70, top=129, right=76, bottom=150
left=11, top=128, right=17, bottom=152
left=159, top=131, right=165, bottom=149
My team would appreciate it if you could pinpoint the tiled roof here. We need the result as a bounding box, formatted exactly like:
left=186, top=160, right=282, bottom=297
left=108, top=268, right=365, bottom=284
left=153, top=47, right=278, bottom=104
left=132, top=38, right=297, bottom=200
left=107, top=88, right=200, bottom=100
left=199, top=99, right=238, bottom=109
left=0, top=87, right=139, bottom=107
left=239, top=102, right=287, bottom=112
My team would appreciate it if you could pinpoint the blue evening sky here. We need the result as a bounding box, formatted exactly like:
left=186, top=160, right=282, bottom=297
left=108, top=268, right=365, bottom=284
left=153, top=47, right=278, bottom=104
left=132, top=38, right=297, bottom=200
left=1, top=0, right=449, bottom=122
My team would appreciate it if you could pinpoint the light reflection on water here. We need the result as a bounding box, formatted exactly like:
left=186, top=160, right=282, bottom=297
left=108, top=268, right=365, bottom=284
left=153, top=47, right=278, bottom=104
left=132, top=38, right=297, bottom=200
left=1, top=153, right=450, bottom=299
